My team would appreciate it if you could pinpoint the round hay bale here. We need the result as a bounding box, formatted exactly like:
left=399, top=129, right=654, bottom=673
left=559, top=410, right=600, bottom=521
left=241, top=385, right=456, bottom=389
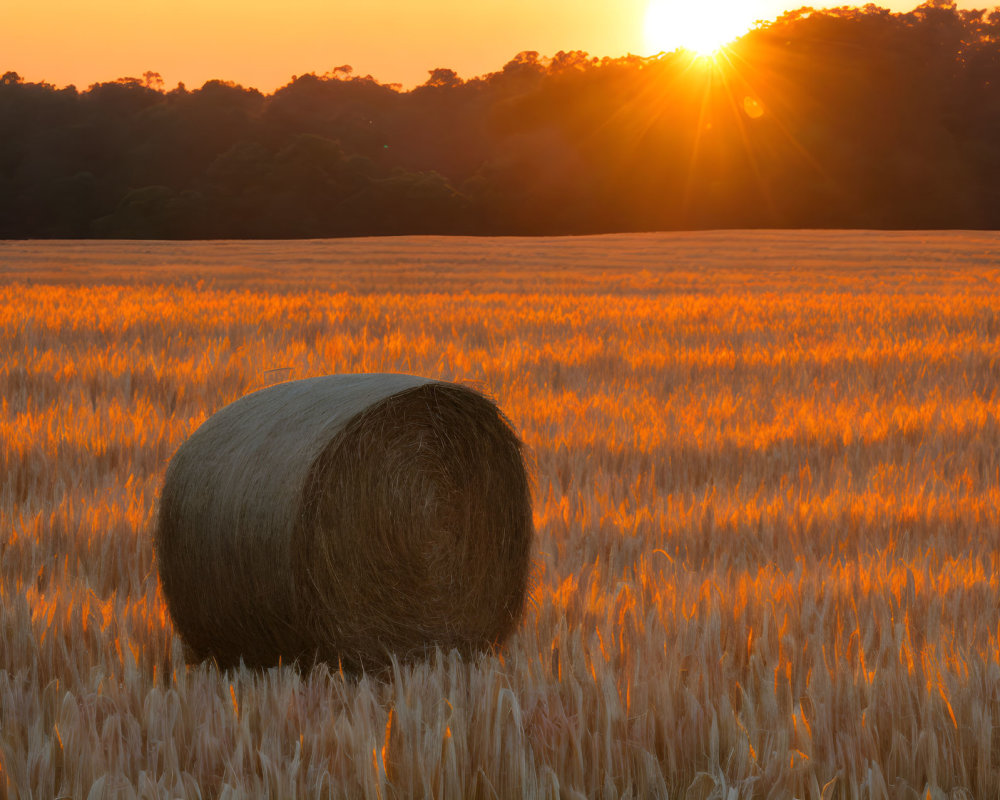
left=155, top=374, right=532, bottom=672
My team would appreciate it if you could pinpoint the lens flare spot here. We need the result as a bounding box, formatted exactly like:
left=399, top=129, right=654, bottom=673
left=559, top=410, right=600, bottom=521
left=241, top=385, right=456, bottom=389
left=744, top=96, right=765, bottom=119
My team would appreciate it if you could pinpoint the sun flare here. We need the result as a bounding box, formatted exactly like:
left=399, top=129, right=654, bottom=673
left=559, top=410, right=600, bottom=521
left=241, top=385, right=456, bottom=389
left=644, top=0, right=763, bottom=56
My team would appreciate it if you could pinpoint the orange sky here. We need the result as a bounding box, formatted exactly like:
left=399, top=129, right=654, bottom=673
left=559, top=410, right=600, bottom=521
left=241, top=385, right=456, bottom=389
left=3, top=1, right=984, bottom=92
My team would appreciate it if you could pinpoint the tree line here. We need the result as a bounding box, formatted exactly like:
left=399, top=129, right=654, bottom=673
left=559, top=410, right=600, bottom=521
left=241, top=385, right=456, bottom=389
left=2, top=0, right=999, bottom=238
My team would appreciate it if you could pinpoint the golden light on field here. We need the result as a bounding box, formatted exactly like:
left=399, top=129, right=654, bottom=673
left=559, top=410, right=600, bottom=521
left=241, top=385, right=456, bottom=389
left=2, top=232, right=1000, bottom=795
left=643, top=0, right=763, bottom=55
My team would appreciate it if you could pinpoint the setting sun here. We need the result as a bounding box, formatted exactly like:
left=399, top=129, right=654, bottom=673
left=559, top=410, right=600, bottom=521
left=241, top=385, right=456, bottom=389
left=644, top=0, right=765, bottom=55
left=0, top=1, right=983, bottom=90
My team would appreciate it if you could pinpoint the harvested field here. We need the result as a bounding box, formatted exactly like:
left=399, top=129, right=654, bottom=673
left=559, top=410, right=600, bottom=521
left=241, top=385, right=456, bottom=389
left=2, top=231, right=1000, bottom=797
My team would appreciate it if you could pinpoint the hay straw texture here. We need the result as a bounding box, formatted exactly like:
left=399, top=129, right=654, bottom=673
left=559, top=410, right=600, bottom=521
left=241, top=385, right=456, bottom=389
left=155, top=374, right=532, bottom=672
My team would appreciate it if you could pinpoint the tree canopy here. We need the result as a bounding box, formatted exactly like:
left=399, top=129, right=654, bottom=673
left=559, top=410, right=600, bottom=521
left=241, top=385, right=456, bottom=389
left=2, top=1, right=999, bottom=238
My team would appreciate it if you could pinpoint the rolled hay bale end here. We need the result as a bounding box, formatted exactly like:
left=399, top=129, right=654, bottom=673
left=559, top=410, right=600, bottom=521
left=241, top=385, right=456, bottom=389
left=155, top=374, right=532, bottom=672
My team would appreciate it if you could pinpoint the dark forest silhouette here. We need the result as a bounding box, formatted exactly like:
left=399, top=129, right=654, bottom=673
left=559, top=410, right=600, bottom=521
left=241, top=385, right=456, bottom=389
left=3, top=1, right=999, bottom=238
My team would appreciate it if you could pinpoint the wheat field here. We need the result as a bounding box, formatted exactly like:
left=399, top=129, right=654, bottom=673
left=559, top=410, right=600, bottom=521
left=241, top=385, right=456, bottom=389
left=2, top=231, right=999, bottom=799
